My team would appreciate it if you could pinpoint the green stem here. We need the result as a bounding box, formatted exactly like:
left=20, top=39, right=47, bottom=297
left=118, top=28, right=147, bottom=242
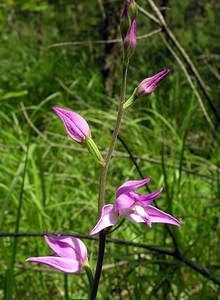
left=5, top=136, right=30, bottom=300
left=98, top=61, right=129, bottom=213
left=64, top=274, right=69, bottom=300
left=90, top=61, right=129, bottom=300
left=84, top=263, right=94, bottom=291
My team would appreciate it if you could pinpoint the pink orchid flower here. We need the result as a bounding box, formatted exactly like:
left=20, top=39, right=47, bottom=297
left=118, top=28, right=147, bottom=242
left=124, top=19, right=137, bottom=51
left=53, top=107, right=91, bottom=143
left=137, top=69, right=172, bottom=96
left=26, top=235, right=88, bottom=274
left=90, top=177, right=180, bottom=235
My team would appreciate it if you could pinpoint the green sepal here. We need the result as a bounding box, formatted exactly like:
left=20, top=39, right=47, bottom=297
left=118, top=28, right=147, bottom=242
left=85, top=137, right=105, bottom=166
left=123, top=88, right=138, bottom=109
left=83, top=261, right=94, bottom=290
left=130, top=2, right=138, bottom=20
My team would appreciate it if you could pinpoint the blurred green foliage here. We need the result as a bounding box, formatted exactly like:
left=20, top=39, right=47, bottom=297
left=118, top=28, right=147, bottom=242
left=0, top=0, right=220, bottom=299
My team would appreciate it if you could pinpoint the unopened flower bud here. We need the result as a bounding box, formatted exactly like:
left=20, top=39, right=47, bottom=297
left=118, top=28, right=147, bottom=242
left=53, top=107, right=104, bottom=165
left=53, top=107, right=91, bottom=143
left=124, top=20, right=137, bottom=57
left=123, top=69, right=172, bottom=109
left=129, top=0, right=138, bottom=20
left=120, top=1, right=131, bottom=39
left=137, top=69, right=172, bottom=97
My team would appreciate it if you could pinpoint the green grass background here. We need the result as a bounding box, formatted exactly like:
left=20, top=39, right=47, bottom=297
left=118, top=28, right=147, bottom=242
left=0, top=0, right=220, bottom=299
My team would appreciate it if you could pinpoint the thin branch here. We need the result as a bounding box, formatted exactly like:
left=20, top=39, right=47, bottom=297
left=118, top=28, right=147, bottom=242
left=20, top=103, right=46, bottom=140
left=139, top=5, right=215, bottom=132
left=159, top=33, right=215, bottom=133
left=138, top=5, right=160, bottom=24
left=117, top=135, right=180, bottom=254
left=202, top=58, right=220, bottom=81
left=90, top=58, right=129, bottom=300
left=48, top=29, right=161, bottom=49
left=116, top=137, right=220, bottom=284
left=19, top=105, right=218, bottom=181
left=142, top=0, right=220, bottom=126
left=13, top=261, right=129, bottom=273
left=1, top=231, right=220, bottom=285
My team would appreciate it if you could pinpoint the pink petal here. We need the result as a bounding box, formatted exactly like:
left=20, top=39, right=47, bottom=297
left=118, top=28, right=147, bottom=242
left=132, top=188, right=163, bottom=205
left=26, top=256, right=82, bottom=274
left=116, top=177, right=152, bottom=197
left=90, top=204, right=118, bottom=235
left=53, top=107, right=91, bottom=143
left=53, top=107, right=90, bottom=136
left=137, top=69, right=172, bottom=96
left=45, top=235, right=87, bottom=263
left=147, top=205, right=180, bottom=226
left=60, top=117, right=84, bottom=142
left=124, top=20, right=137, bottom=50
left=115, top=193, right=135, bottom=214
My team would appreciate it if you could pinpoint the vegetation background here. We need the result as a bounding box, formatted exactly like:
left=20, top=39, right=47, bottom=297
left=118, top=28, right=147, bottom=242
left=0, top=0, right=220, bottom=299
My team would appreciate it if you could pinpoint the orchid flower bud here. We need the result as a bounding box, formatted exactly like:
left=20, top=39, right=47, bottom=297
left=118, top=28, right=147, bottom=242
left=124, top=69, right=172, bottom=109
left=129, top=0, right=138, bottom=20
left=120, top=0, right=131, bottom=39
left=124, top=20, right=137, bottom=57
left=137, top=68, right=172, bottom=97
left=53, top=107, right=105, bottom=166
left=53, top=107, right=91, bottom=143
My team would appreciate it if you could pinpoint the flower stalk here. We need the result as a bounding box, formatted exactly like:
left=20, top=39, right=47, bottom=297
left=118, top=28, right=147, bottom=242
left=123, top=87, right=137, bottom=109
left=98, top=61, right=129, bottom=214
left=85, top=137, right=105, bottom=166
left=84, top=262, right=94, bottom=291
left=90, top=61, right=129, bottom=299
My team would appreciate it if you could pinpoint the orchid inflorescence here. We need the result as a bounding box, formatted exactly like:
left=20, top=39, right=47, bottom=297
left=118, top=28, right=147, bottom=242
left=26, top=0, right=180, bottom=298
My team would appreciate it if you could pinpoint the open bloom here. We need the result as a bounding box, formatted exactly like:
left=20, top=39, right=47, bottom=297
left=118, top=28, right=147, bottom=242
left=124, top=19, right=137, bottom=52
left=90, top=177, right=180, bottom=235
left=137, top=69, right=172, bottom=96
left=26, top=235, right=88, bottom=274
left=53, top=107, right=91, bottom=143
